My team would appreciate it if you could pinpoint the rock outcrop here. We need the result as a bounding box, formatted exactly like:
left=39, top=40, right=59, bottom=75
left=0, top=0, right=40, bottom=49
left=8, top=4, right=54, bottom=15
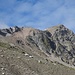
left=26, top=25, right=75, bottom=66
left=47, top=25, right=75, bottom=65
left=0, top=26, right=21, bottom=36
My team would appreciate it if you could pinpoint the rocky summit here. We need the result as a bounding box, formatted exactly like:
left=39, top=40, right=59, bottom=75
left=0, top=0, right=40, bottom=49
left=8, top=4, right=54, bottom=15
left=0, top=25, right=75, bottom=75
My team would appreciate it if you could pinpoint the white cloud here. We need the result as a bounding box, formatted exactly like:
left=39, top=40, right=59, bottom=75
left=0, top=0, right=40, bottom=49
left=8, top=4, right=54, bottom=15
left=15, top=2, right=32, bottom=13
left=0, top=0, right=75, bottom=32
left=63, top=19, right=75, bottom=32
left=0, top=22, right=9, bottom=29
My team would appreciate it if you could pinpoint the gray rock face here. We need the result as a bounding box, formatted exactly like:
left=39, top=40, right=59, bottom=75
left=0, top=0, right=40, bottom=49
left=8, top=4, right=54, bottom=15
left=26, top=30, right=56, bottom=54
left=47, top=25, right=75, bottom=65
left=0, top=26, right=21, bottom=36
left=26, top=25, right=75, bottom=66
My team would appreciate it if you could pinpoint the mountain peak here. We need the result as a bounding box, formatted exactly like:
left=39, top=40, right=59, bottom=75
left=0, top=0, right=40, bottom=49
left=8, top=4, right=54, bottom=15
left=57, top=24, right=65, bottom=27
left=0, top=26, right=22, bottom=37
left=10, top=26, right=21, bottom=32
left=46, top=24, right=69, bottom=35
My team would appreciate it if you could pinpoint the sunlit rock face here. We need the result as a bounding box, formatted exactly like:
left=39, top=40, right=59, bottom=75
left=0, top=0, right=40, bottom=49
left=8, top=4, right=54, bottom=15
left=47, top=25, right=75, bottom=65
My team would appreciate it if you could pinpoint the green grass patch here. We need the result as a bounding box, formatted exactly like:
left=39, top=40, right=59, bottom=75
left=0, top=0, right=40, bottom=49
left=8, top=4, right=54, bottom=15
left=0, top=42, right=10, bottom=48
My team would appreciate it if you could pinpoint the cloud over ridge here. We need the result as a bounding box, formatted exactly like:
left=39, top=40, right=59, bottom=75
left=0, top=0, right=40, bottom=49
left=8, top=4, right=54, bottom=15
left=0, top=0, right=75, bottom=32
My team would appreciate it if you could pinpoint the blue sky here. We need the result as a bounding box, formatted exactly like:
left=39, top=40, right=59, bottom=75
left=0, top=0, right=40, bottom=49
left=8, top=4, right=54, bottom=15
left=0, top=0, right=75, bottom=32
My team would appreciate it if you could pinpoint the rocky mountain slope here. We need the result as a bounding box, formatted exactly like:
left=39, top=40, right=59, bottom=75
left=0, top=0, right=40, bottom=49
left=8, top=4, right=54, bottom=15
left=0, top=25, right=75, bottom=75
